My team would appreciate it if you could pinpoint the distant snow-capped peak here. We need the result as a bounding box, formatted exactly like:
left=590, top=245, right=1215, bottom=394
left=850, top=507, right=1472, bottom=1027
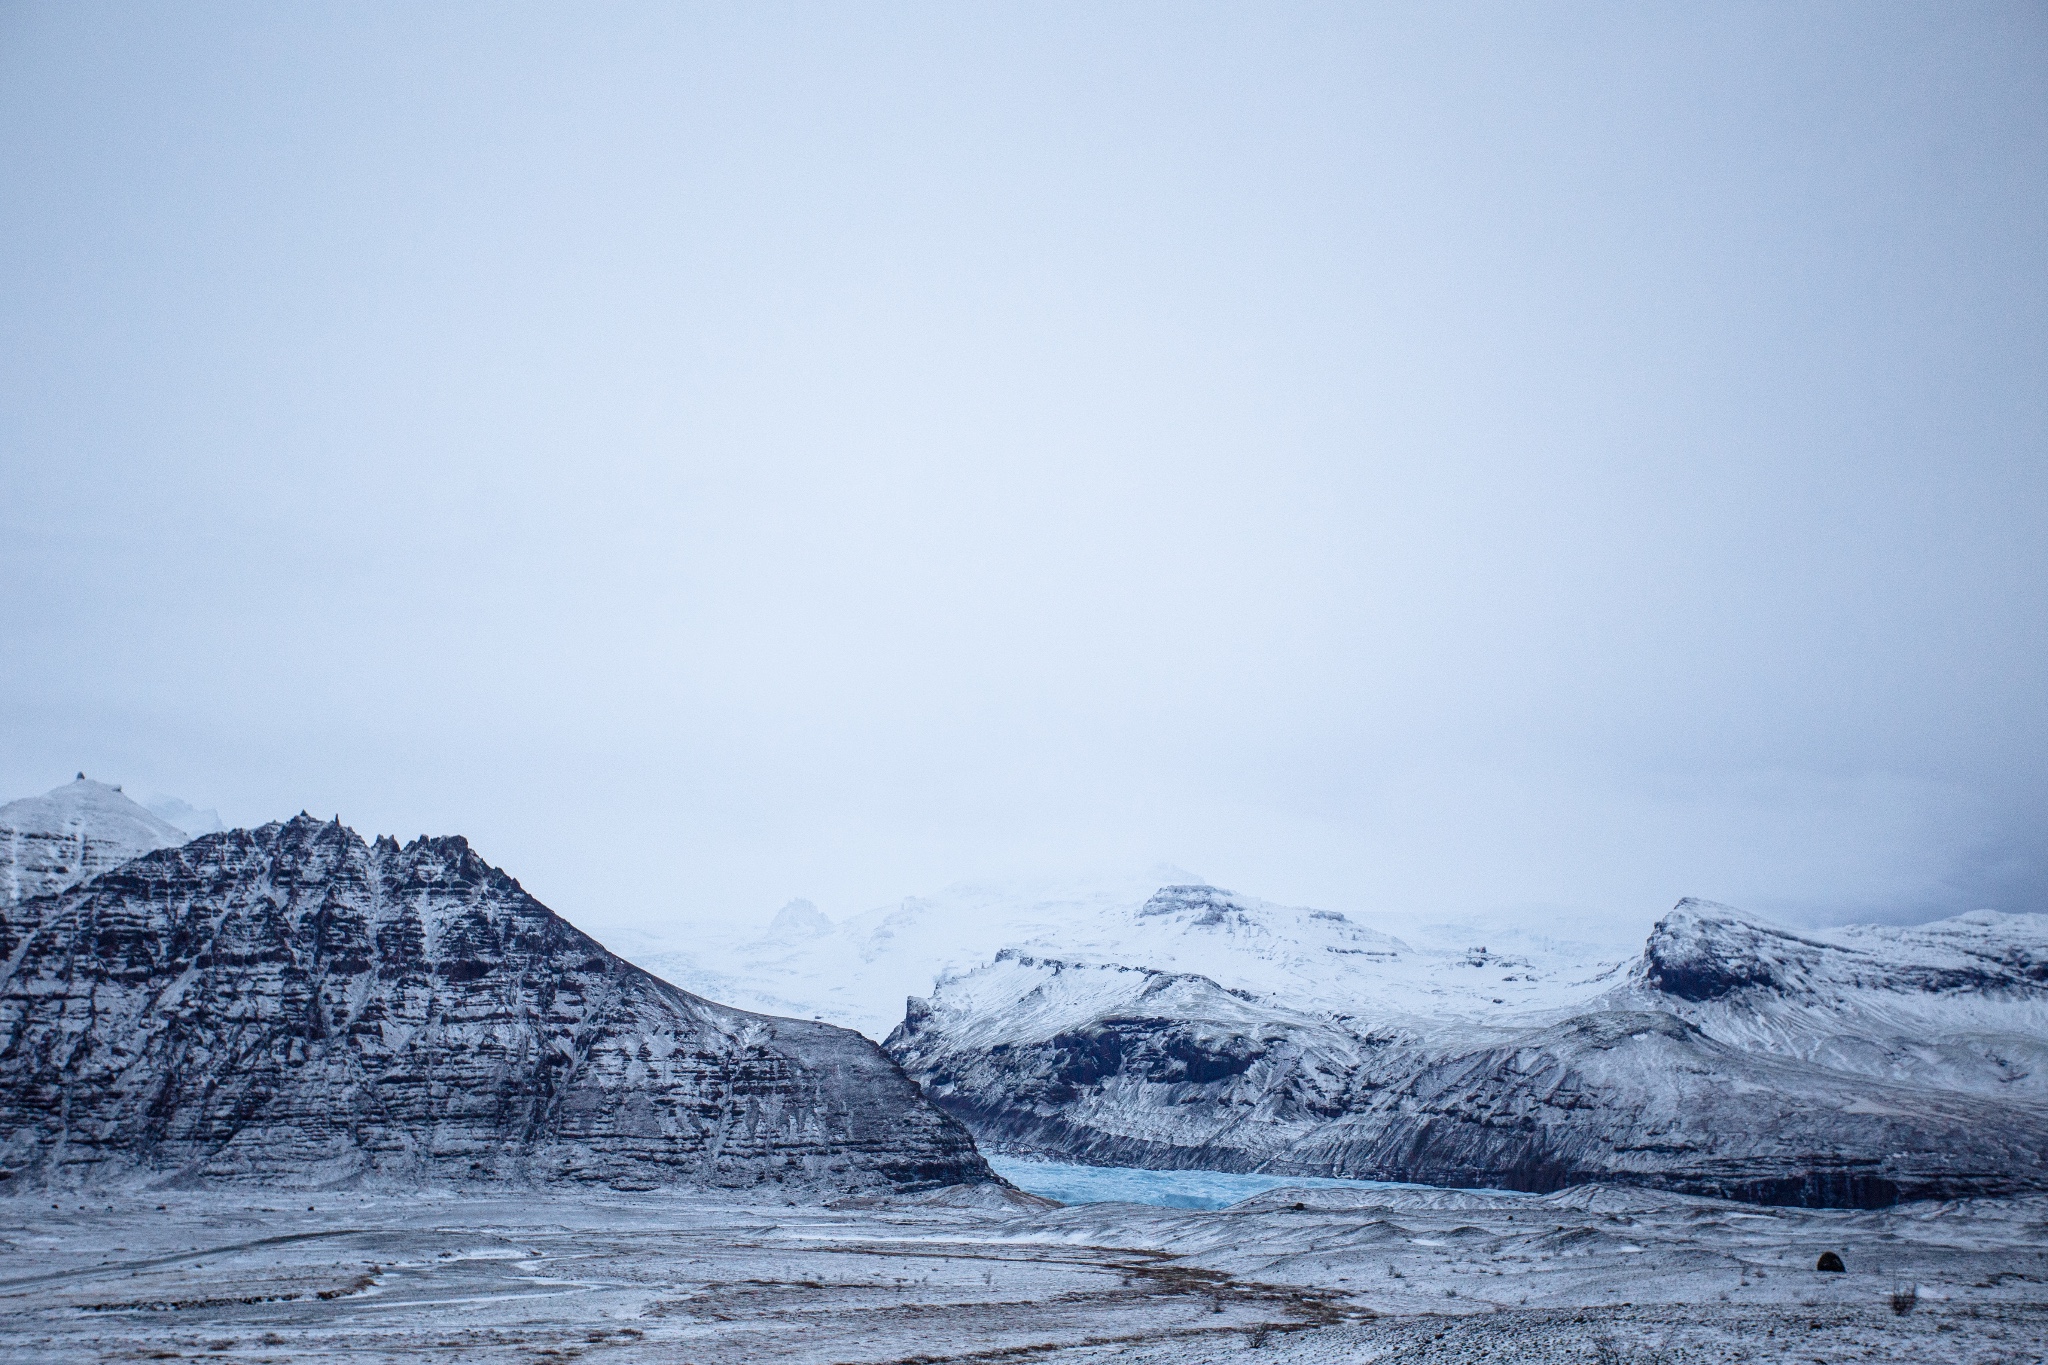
left=618, top=870, right=1622, bottom=1039
left=0, top=775, right=200, bottom=904
left=0, top=775, right=189, bottom=844
left=142, top=793, right=227, bottom=837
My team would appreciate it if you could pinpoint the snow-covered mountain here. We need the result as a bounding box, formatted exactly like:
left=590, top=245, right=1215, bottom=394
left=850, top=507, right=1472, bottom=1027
left=1616, top=898, right=2048, bottom=1097
left=884, top=897, right=2048, bottom=1206
left=623, top=876, right=1628, bottom=1039
left=0, top=815, right=992, bottom=1193
left=0, top=776, right=194, bottom=905
left=624, top=866, right=1218, bottom=1036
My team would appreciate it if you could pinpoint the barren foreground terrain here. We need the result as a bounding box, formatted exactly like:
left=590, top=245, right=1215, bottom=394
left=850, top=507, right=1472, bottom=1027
left=2, top=1184, right=2042, bottom=1363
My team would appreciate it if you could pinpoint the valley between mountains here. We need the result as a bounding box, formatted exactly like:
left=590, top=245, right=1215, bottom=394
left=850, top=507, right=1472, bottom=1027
left=5, top=777, right=2045, bottom=1206
left=621, top=868, right=2048, bottom=1208
left=3, top=776, right=2045, bottom=1362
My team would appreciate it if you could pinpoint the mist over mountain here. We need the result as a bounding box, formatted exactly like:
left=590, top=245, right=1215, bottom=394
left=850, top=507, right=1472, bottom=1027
left=618, top=873, right=1633, bottom=1040
left=9, top=781, right=2042, bottom=1209
left=140, top=793, right=225, bottom=836
left=4, top=8, right=2044, bottom=1357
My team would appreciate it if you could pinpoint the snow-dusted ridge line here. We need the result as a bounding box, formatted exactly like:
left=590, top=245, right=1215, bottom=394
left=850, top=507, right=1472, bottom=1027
left=11, top=776, right=2039, bottom=1208
left=1611, top=898, right=2048, bottom=1096
left=885, top=897, right=2048, bottom=1208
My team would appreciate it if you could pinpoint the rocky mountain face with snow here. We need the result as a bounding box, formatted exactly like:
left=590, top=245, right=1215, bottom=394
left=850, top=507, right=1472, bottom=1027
left=0, top=777, right=193, bottom=906
left=886, top=891, right=2048, bottom=1207
left=1621, top=899, right=2048, bottom=1096
left=0, top=815, right=992, bottom=1193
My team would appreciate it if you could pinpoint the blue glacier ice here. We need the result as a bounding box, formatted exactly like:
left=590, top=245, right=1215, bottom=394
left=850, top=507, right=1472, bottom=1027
left=984, top=1156, right=1519, bottom=1210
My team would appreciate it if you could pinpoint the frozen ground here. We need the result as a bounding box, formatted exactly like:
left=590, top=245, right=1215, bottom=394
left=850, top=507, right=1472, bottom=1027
left=2, top=1183, right=2043, bottom=1363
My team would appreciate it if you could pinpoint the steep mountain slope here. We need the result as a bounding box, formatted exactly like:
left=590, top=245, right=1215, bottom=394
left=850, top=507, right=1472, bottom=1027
left=0, top=777, right=193, bottom=905
left=887, top=902, right=2048, bottom=1207
left=0, top=815, right=993, bottom=1193
left=1618, top=899, right=2048, bottom=1097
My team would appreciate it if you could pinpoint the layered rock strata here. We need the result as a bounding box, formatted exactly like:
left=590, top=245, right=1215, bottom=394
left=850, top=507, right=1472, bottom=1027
left=0, top=815, right=993, bottom=1192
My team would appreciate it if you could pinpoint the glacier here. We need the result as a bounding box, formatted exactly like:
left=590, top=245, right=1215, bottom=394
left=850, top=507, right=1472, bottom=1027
left=886, top=890, right=2048, bottom=1206
left=984, top=1154, right=1529, bottom=1210
left=7, top=778, right=2044, bottom=1213
left=617, top=874, right=1633, bottom=1039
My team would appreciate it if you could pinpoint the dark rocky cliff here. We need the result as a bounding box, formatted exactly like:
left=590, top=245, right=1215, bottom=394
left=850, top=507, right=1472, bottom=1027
left=0, top=815, right=993, bottom=1193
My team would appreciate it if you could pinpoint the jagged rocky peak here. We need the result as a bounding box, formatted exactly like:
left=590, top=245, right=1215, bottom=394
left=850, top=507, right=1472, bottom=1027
left=768, top=897, right=833, bottom=940
left=0, top=775, right=192, bottom=905
left=0, top=815, right=995, bottom=1194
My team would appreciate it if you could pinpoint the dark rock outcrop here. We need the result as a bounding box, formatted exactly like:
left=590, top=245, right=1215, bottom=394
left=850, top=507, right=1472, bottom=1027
left=0, top=815, right=993, bottom=1193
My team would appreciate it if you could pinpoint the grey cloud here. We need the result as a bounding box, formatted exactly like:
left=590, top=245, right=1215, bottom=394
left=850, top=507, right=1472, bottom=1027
left=1, top=4, right=2041, bottom=938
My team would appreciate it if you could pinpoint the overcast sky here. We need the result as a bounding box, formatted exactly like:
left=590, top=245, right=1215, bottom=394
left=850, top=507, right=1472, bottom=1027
left=2, top=4, right=2043, bottom=941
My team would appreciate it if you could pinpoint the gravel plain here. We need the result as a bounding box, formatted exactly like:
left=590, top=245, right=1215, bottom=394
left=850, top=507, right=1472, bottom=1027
left=1, top=1183, right=2042, bottom=1363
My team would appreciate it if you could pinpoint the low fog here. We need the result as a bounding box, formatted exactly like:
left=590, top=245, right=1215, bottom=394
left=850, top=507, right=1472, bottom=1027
left=2, top=4, right=2042, bottom=942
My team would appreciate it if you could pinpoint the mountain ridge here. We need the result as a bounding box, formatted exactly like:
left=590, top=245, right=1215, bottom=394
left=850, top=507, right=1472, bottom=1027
left=0, top=814, right=994, bottom=1193
left=885, top=898, right=2048, bottom=1207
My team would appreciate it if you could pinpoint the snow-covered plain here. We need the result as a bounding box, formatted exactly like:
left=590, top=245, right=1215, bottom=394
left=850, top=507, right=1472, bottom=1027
left=1, top=1185, right=2041, bottom=1363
